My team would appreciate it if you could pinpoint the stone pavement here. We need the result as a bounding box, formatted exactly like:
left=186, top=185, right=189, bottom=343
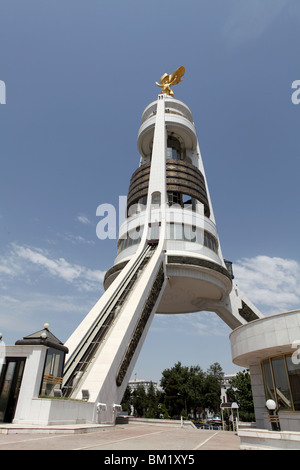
left=0, top=422, right=241, bottom=450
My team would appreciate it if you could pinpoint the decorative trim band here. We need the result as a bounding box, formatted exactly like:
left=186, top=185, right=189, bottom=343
left=167, top=255, right=232, bottom=281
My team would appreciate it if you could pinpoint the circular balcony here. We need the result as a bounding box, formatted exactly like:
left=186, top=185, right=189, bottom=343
left=137, top=107, right=197, bottom=158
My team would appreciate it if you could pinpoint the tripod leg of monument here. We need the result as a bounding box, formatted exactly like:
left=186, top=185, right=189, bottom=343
left=213, top=284, right=264, bottom=330
left=64, top=244, right=166, bottom=423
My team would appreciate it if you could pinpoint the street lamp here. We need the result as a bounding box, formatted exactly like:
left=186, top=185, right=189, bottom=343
left=266, top=399, right=281, bottom=431
left=177, top=393, right=187, bottom=418
left=231, top=402, right=239, bottom=431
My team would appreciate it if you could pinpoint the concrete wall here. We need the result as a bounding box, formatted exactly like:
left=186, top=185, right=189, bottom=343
left=248, top=364, right=266, bottom=429
left=14, top=398, right=95, bottom=426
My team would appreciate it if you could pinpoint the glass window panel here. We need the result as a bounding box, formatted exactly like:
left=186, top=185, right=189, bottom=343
left=183, top=224, right=191, bottom=241
left=44, top=351, right=53, bottom=376
left=130, top=228, right=141, bottom=244
left=196, top=228, right=203, bottom=245
left=174, top=223, right=183, bottom=240
left=167, top=136, right=181, bottom=160
left=41, top=349, right=64, bottom=397
left=191, top=226, right=196, bottom=242
left=151, top=192, right=161, bottom=207
left=203, top=231, right=218, bottom=253
left=167, top=223, right=175, bottom=240
left=150, top=223, right=159, bottom=240
left=204, top=231, right=208, bottom=248
left=168, top=192, right=181, bottom=206
left=271, top=357, right=293, bottom=410
left=183, top=225, right=196, bottom=242
left=286, top=355, right=300, bottom=411
left=52, top=354, right=60, bottom=377
left=262, top=359, right=275, bottom=402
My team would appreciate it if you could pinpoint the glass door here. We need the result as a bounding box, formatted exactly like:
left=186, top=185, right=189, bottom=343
left=0, top=357, right=26, bottom=423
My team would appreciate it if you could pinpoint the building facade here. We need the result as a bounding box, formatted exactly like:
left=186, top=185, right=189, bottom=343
left=230, top=309, right=300, bottom=432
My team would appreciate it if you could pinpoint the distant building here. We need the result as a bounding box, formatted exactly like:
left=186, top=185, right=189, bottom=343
left=128, top=379, right=158, bottom=393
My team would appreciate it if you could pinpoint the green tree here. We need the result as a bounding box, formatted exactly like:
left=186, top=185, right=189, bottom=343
left=145, top=381, right=160, bottom=418
left=132, top=384, right=147, bottom=416
left=160, top=362, right=206, bottom=418
left=228, top=369, right=254, bottom=417
left=121, top=385, right=132, bottom=413
left=160, top=361, right=224, bottom=419
left=161, top=362, right=191, bottom=417
left=203, top=362, right=224, bottom=413
left=121, top=361, right=225, bottom=421
left=207, top=362, right=224, bottom=383
left=183, top=366, right=205, bottom=417
left=202, top=373, right=221, bottom=413
left=121, top=382, right=162, bottom=418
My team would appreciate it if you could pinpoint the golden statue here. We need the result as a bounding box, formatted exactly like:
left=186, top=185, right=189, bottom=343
left=156, top=66, right=185, bottom=97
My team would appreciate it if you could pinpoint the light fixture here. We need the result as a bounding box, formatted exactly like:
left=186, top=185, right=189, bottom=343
left=266, top=399, right=280, bottom=431
left=266, top=399, right=276, bottom=411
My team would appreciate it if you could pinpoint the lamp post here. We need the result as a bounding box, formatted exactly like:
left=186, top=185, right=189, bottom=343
left=266, top=399, right=281, bottom=431
left=231, top=402, right=239, bottom=431
left=177, top=393, right=188, bottom=419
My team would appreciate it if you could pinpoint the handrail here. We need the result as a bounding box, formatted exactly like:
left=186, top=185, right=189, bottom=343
left=42, top=374, right=63, bottom=385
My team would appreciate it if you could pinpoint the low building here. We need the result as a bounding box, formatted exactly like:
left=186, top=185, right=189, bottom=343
left=230, top=309, right=300, bottom=432
left=128, top=378, right=158, bottom=393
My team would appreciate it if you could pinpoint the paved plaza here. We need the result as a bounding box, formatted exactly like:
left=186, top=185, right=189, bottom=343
left=0, top=422, right=241, bottom=451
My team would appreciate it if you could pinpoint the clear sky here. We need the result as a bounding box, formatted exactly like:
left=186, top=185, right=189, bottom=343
left=1, top=0, right=300, bottom=383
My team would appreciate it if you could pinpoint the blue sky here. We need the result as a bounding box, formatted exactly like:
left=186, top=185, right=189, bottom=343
left=1, top=0, right=300, bottom=383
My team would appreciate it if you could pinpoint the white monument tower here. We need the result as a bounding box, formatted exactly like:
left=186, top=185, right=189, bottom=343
left=62, top=67, right=263, bottom=423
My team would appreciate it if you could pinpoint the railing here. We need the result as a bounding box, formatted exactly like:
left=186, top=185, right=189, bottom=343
left=42, top=374, right=63, bottom=385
